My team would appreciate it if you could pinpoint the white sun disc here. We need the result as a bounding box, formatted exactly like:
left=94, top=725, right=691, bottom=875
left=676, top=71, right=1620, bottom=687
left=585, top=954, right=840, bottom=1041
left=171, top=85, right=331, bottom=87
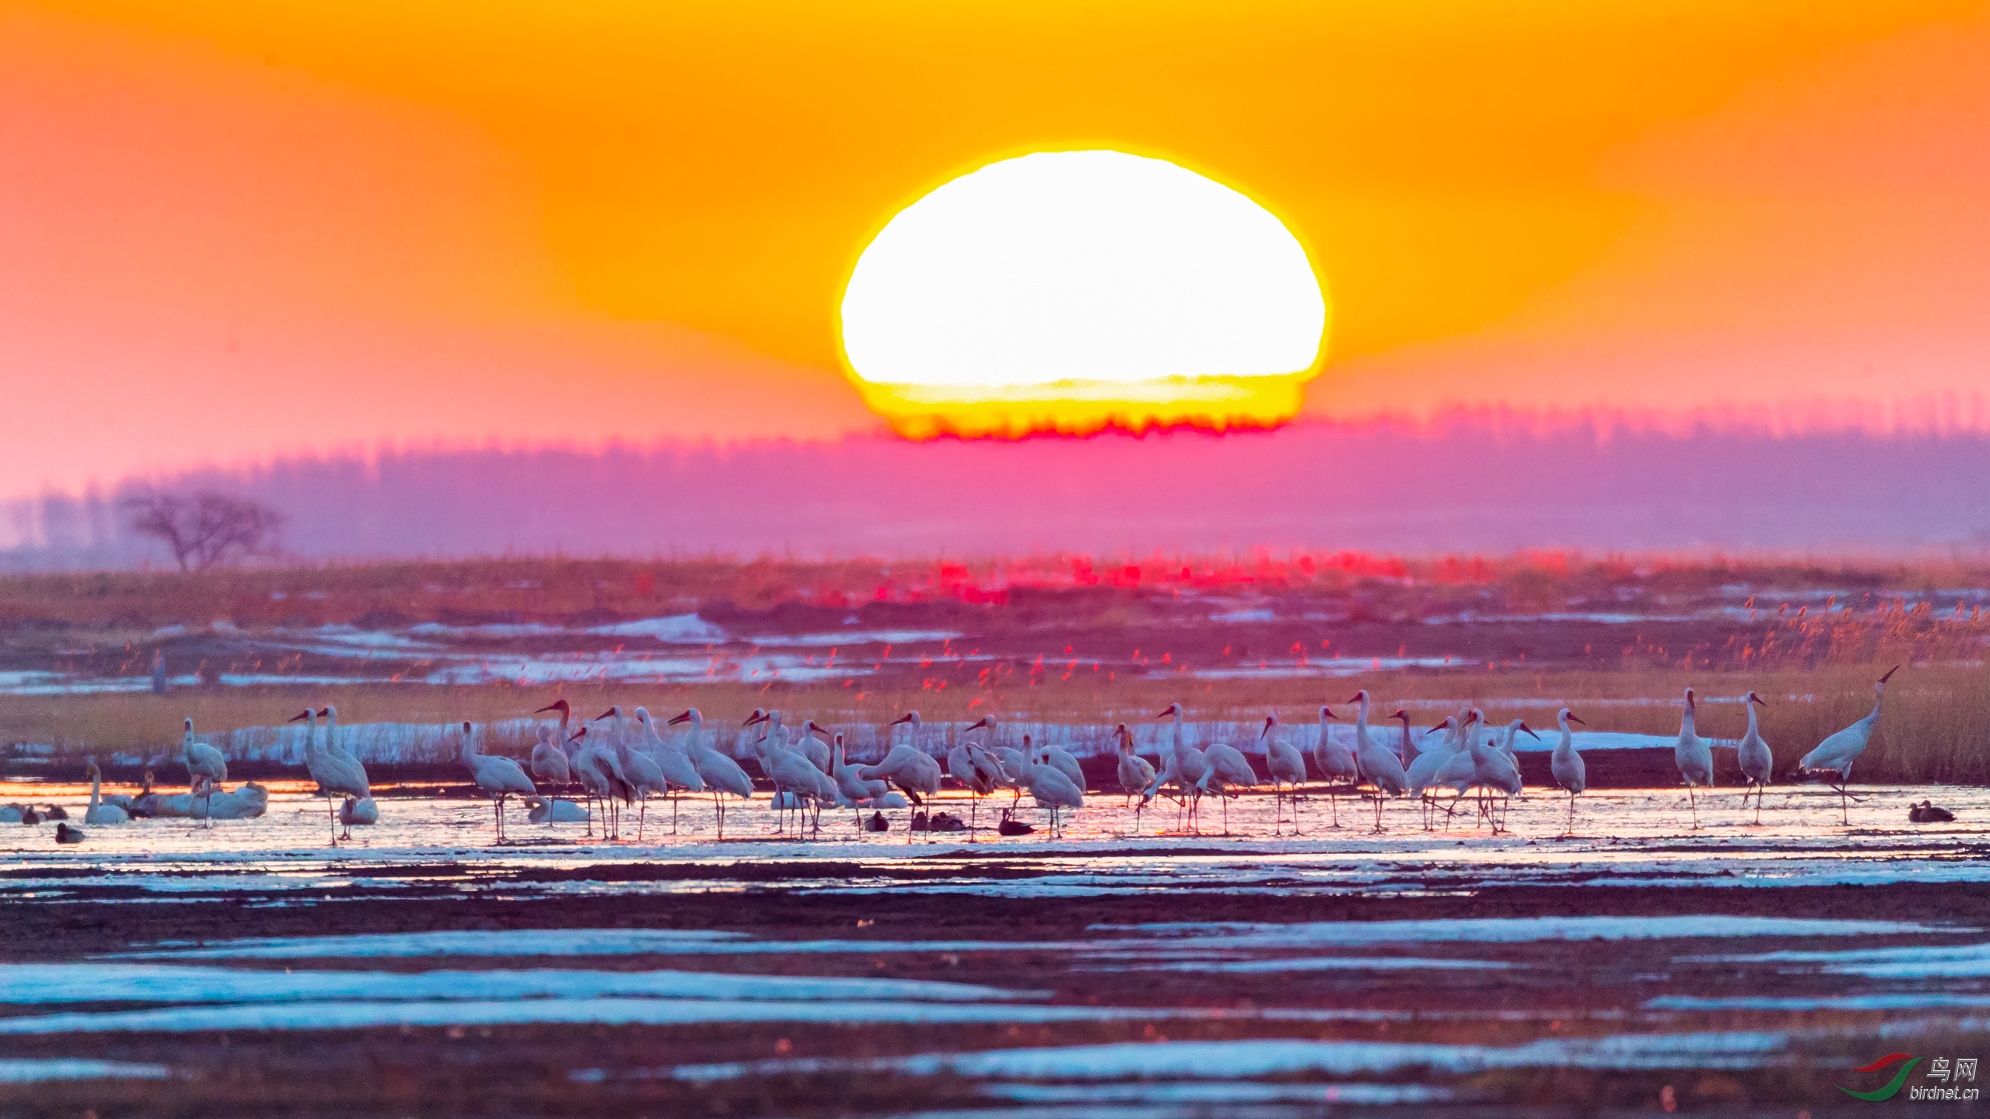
left=840, top=150, right=1327, bottom=390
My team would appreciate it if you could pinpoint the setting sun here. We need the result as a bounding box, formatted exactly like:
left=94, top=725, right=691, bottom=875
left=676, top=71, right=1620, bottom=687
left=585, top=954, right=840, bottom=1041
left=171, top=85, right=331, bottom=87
left=839, top=151, right=1328, bottom=439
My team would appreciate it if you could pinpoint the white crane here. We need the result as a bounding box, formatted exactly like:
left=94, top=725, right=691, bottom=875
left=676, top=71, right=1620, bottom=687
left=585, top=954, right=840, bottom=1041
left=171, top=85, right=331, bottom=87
left=321, top=706, right=371, bottom=801
left=1797, top=665, right=1898, bottom=824
left=1197, top=737, right=1259, bottom=836
left=1037, top=737, right=1086, bottom=793
left=1550, top=707, right=1587, bottom=833
left=533, top=696, right=581, bottom=792
left=1260, top=714, right=1307, bottom=836
left=179, top=718, right=228, bottom=828
left=1113, top=723, right=1158, bottom=835
left=529, top=725, right=572, bottom=796
left=566, top=726, right=632, bottom=840
left=290, top=707, right=369, bottom=843
left=1404, top=714, right=1461, bottom=828
left=667, top=708, right=755, bottom=840
left=1674, top=688, right=1715, bottom=829
left=954, top=717, right=1009, bottom=838
left=744, top=709, right=837, bottom=838
left=1309, top=704, right=1358, bottom=829
left=1736, top=690, right=1773, bottom=825
left=1144, top=702, right=1210, bottom=834
left=636, top=706, right=705, bottom=836
left=83, top=763, right=129, bottom=825
left=459, top=720, right=536, bottom=843
left=863, top=711, right=945, bottom=843
left=794, top=718, right=833, bottom=774
left=1349, top=690, right=1409, bottom=832
left=1469, top=734, right=1524, bottom=833
left=595, top=706, right=667, bottom=841
left=832, top=734, right=890, bottom=828
left=1017, top=736, right=1084, bottom=837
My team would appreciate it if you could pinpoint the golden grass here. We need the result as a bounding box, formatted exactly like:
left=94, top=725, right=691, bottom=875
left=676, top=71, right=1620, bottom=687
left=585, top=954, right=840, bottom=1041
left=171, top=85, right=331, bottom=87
left=10, top=662, right=1984, bottom=783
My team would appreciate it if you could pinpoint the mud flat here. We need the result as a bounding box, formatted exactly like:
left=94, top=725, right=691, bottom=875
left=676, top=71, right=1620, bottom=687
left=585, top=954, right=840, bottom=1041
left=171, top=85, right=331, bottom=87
left=2, top=785, right=1986, bottom=1116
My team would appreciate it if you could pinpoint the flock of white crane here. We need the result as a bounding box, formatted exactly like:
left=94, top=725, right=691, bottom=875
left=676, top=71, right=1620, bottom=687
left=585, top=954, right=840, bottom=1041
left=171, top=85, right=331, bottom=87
left=48, top=666, right=1900, bottom=845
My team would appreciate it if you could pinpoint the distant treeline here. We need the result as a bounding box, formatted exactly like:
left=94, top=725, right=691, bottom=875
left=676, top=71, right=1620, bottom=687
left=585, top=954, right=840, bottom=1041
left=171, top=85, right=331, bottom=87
left=8, top=417, right=1990, bottom=566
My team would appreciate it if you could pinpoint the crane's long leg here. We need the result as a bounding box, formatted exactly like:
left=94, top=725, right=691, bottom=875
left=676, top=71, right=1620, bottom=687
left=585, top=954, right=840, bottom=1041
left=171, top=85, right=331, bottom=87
left=1687, top=784, right=1699, bottom=829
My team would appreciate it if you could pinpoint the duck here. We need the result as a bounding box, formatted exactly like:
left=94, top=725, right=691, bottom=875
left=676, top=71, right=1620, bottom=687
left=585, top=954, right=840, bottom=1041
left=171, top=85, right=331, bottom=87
left=340, top=796, right=381, bottom=828
left=55, top=822, right=85, bottom=844
left=1908, top=800, right=1956, bottom=824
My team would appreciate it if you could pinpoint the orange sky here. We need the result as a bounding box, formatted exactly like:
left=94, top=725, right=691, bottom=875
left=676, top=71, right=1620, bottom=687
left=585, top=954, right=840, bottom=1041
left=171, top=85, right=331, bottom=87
left=5, top=1, right=1990, bottom=494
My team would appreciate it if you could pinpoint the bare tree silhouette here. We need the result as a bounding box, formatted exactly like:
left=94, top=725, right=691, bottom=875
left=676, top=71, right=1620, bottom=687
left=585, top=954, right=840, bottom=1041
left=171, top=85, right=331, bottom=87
left=122, top=491, right=284, bottom=572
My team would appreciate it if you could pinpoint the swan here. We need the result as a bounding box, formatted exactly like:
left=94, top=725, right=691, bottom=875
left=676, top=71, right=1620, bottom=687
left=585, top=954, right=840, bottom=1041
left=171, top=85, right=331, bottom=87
left=1549, top=707, right=1587, bottom=833
left=667, top=708, right=755, bottom=840
left=524, top=795, right=589, bottom=824
left=1797, top=665, right=1899, bottom=824
left=1674, top=688, right=1715, bottom=829
left=460, top=720, right=536, bottom=843
left=1736, top=690, right=1773, bottom=825
left=339, top=795, right=379, bottom=828
left=82, top=763, right=130, bottom=825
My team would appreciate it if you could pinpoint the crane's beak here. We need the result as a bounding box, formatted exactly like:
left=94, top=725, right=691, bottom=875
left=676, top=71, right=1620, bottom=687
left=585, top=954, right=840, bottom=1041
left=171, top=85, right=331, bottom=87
left=317, top=707, right=331, bottom=717
left=533, top=702, right=563, bottom=714
left=593, top=709, right=616, bottom=721
left=1345, top=693, right=1362, bottom=704
left=1521, top=723, right=1540, bottom=740
left=965, top=716, right=991, bottom=731
left=566, top=730, right=585, bottom=743
left=1750, top=693, right=1768, bottom=707
left=742, top=711, right=766, bottom=727
left=286, top=709, right=311, bottom=723
left=1322, top=707, right=1338, bottom=720
left=1568, top=714, right=1587, bottom=725
left=667, top=711, right=690, bottom=725
left=1880, top=665, right=1900, bottom=683
left=1153, top=708, right=1174, bottom=720
left=890, top=714, right=913, bottom=726
left=1391, top=709, right=1408, bottom=720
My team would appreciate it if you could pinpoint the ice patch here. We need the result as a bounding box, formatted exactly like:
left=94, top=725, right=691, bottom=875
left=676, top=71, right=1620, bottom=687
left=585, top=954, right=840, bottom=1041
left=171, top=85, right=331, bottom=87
left=660, top=1031, right=1791, bottom=1082
left=1093, top=916, right=1950, bottom=945
left=120, top=928, right=1093, bottom=960
left=1121, top=956, right=1510, bottom=973
left=0, top=1058, right=173, bottom=1083
left=584, top=615, right=728, bottom=643
left=0, top=963, right=1031, bottom=1005
left=0, top=998, right=1196, bottom=1035
left=1680, top=942, right=1990, bottom=979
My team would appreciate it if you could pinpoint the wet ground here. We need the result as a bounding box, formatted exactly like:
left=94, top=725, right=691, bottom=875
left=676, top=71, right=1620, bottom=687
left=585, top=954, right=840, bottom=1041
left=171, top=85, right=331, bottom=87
left=2, top=783, right=1986, bottom=1116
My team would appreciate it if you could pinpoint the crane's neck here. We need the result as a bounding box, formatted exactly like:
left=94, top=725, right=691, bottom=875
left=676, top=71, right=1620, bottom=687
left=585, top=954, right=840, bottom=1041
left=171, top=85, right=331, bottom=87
left=1557, top=714, right=1573, bottom=751
left=1680, top=701, right=1697, bottom=737
left=1745, top=703, right=1759, bottom=736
